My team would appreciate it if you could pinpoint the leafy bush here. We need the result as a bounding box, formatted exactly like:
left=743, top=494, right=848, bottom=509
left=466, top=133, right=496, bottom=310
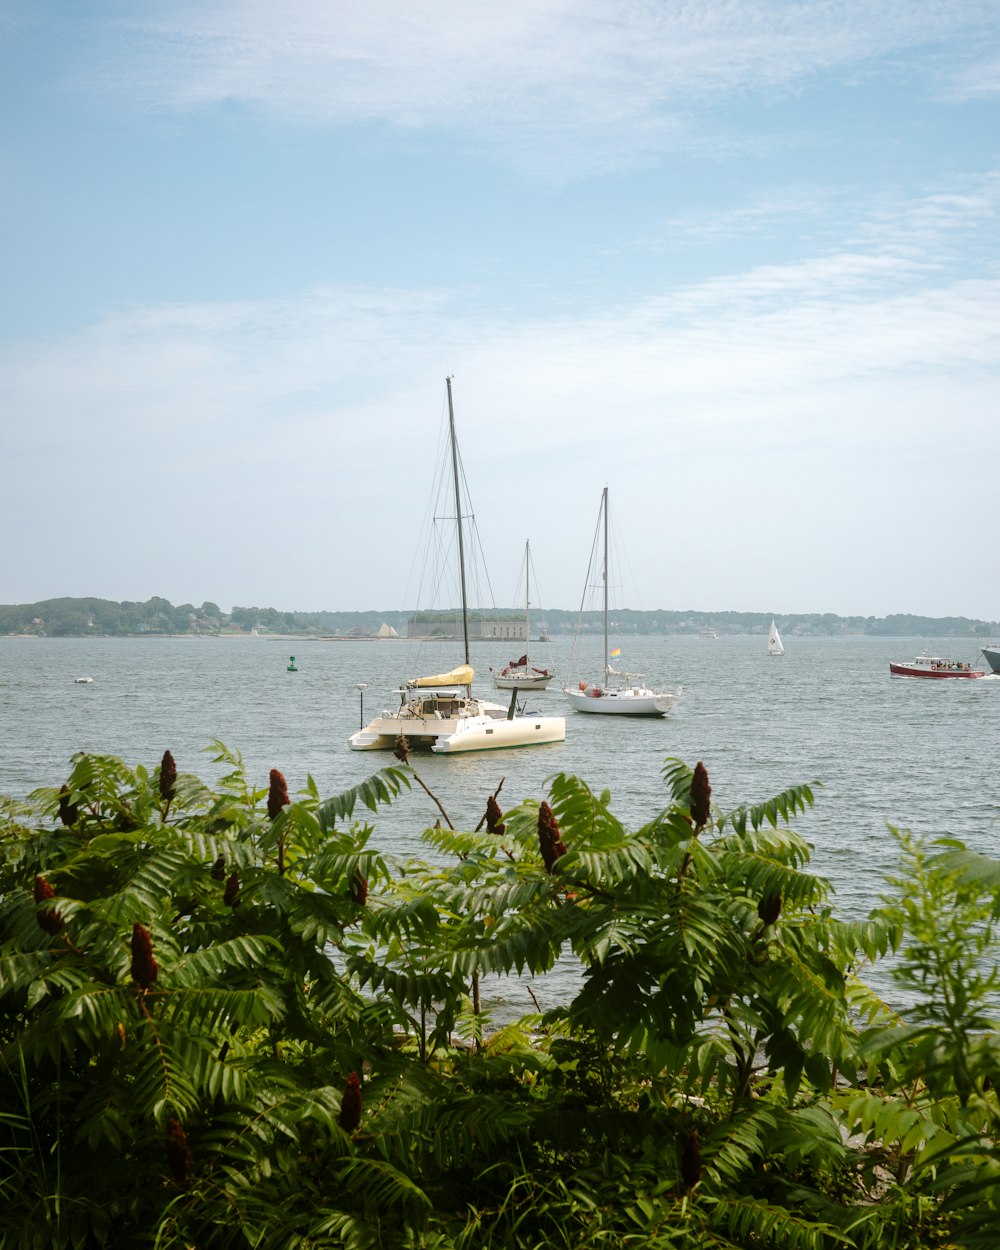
left=2, top=745, right=999, bottom=1248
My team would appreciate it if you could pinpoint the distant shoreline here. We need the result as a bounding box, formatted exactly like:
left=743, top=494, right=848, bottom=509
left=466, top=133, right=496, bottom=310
left=4, top=596, right=999, bottom=641
left=5, top=630, right=998, bottom=643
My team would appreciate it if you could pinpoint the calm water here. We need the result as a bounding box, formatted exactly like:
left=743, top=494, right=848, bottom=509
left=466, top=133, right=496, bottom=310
left=3, top=633, right=998, bottom=1013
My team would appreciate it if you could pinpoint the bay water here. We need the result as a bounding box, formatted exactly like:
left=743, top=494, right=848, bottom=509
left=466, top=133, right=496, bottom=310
left=3, top=632, right=998, bottom=1015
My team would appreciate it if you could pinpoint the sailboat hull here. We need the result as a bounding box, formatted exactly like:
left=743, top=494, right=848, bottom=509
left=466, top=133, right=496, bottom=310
left=492, top=669, right=554, bottom=691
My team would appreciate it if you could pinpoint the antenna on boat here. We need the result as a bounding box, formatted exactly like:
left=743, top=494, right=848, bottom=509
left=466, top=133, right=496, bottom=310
left=445, top=376, right=471, bottom=679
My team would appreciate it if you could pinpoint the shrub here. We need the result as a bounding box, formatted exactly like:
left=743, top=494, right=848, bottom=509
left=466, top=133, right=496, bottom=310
left=2, top=748, right=999, bottom=1247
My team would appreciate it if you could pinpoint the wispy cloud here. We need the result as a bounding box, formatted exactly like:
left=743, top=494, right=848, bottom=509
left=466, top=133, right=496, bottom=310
left=87, top=0, right=997, bottom=176
left=640, top=173, right=1000, bottom=285
left=4, top=244, right=996, bottom=613
left=852, top=177, right=1000, bottom=267
left=5, top=180, right=996, bottom=494
left=939, top=53, right=1000, bottom=101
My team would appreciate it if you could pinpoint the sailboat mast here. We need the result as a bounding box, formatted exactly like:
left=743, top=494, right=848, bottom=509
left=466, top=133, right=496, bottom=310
left=524, top=540, right=531, bottom=660
left=601, top=486, right=609, bottom=686
left=445, top=376, right=471, bottom=668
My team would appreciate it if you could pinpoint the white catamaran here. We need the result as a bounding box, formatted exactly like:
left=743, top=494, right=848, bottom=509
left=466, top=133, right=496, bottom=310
left=348, top=380, right=566, bottom=754
left=563, top=486, right=679, bottom=717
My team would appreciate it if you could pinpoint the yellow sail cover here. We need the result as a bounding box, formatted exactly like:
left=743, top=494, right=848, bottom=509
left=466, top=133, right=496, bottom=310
left=410, top=664, right=474, bottom=688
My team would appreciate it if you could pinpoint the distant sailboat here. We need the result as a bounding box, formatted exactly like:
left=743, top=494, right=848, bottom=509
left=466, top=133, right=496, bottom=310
left=563, top=486, right=679, bottom=716
left=767, top=620, right=784, bottom=656
left=490, top=540, right=555, bottom=691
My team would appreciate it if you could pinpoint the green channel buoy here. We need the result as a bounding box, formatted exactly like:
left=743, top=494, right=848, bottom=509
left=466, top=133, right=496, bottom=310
left=287, top=656, right=298, bottom=672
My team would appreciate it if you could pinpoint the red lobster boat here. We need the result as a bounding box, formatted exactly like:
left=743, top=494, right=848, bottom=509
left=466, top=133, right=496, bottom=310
left=889, top=653, right=985, bottom=679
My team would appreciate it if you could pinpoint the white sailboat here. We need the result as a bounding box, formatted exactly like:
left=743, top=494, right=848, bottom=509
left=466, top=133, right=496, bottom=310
left=563, top=487, right=680, bottom=717
left=490, top=540, right=555, bottom=691
left=767, top=619, right=784, bottom=656
left=348, top=379, right=566, bottom=754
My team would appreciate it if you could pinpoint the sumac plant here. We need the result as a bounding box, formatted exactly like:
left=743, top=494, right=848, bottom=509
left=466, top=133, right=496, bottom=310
left=1, top=746, right=999, bottom=1249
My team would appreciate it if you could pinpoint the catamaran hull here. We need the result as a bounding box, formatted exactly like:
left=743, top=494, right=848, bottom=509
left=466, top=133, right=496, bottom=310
left=431, top=714, right=565, bottom=752
left=348, top=712, right=565, bottom=753
left=564, top=688, right=678, bottom=716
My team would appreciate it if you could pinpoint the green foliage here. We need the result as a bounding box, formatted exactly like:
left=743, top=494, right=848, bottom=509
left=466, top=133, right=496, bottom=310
left=838, top=828, right=1000, bottom=1248
left=2, top=749, right=1000, bottom=1247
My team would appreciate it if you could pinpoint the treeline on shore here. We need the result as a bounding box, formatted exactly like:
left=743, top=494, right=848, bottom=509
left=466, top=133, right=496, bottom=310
left=3, top=595, right=999, bottom=639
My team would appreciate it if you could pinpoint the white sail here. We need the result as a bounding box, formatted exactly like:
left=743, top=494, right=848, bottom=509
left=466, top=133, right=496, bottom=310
left=767, top=619, right=784, bottom=656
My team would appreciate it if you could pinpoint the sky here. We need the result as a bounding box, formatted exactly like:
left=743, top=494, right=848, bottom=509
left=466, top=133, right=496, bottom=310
left=2, top=1, right=999, bottom=620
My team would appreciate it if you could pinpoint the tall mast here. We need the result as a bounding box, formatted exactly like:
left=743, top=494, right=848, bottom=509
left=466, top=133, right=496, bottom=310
left=602, top=486, right=609, bottom=686
left=524, top=540, right=531, bottom=659
left=445, top=376, right=471, bottom=668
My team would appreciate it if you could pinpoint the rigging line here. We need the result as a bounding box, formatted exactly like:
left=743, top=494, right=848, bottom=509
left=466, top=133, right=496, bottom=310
left=572, top=489, right=608, bottom=621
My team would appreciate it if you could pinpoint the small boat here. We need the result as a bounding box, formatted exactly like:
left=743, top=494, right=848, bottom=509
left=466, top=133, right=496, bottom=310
left=490, top=540, right=554, bottom=691
left=889, top=653, right=984, bottom=679
left=979, top=645, right=1000, bottom=675
left=492, top=653, right=554, bottom=691
left=767, top=620, right=784, bottom=656
left=563, top=486, right=679, bottom=717
left=349, top=379, right=565, bottom=753
left=74, top=676, right=94, bottom=684
left=698, top=627, right=718, bottom=639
